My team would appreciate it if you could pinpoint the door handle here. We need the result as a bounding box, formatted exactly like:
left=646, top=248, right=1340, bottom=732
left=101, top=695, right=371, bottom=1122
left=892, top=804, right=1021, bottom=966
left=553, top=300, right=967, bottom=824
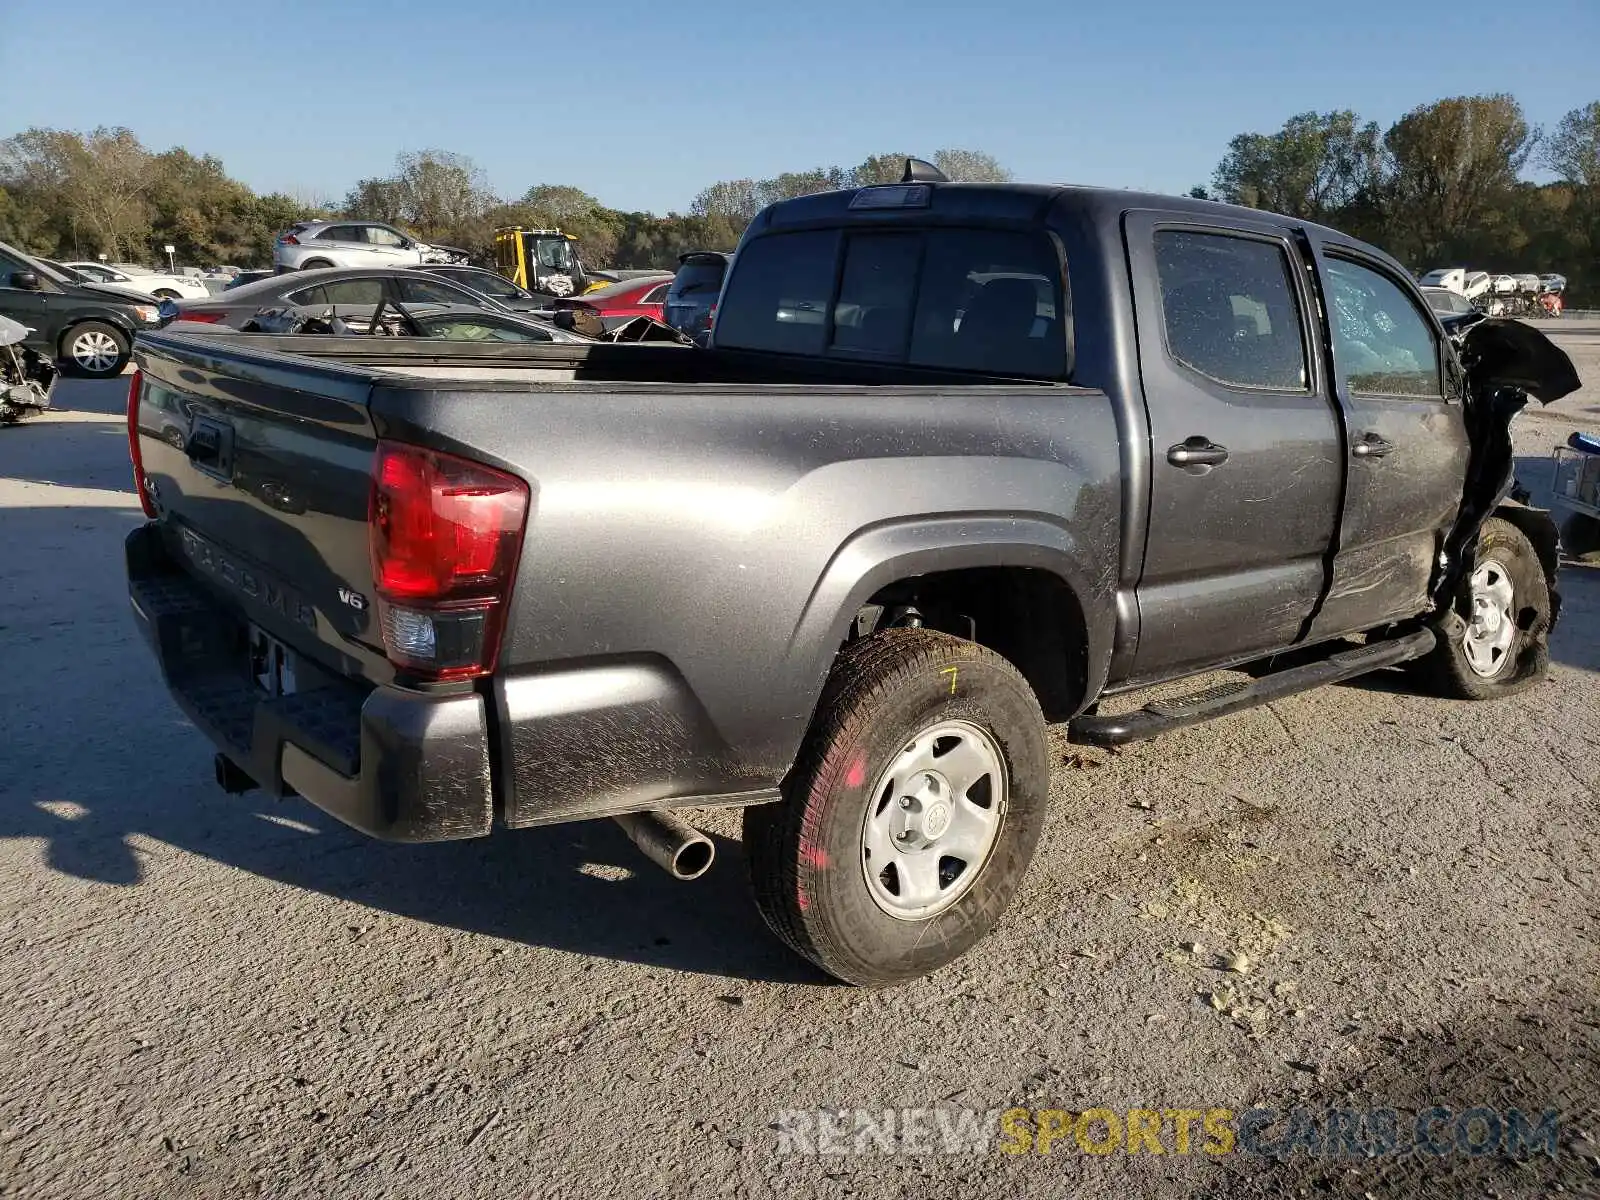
left=1167, top=437, right=1230, bottom=469
left=1351, top=432, right=1393, bottom=459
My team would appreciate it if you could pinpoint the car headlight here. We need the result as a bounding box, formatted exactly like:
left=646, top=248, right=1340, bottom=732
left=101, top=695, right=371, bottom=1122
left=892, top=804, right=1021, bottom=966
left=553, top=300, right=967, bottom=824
left=133, top=305, right=160, bottom=324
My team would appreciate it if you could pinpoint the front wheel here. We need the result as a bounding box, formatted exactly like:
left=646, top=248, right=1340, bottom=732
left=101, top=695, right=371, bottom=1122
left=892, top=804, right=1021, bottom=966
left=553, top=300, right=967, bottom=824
left=1419, top=517, right=1551, bottom=700
left=744, top=629, right=1048, bottom=986
left=60, top=321, right=130, bottom=378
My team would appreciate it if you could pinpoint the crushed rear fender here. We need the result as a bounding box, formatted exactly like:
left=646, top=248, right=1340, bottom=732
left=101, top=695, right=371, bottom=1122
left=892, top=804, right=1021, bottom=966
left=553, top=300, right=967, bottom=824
left=1432, top=318, right=1580, bottom=622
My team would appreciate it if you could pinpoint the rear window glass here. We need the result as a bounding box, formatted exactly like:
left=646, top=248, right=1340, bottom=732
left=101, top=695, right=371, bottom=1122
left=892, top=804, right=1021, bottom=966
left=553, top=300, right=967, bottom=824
left=717, top=228, right=1066, bottom=377
left=671, top=260, right=728, bottom=295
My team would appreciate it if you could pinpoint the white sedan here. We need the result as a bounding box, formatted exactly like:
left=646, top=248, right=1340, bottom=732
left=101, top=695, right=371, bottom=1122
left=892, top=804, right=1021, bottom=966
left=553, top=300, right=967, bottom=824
left=62, top=261, right=210, bottom=300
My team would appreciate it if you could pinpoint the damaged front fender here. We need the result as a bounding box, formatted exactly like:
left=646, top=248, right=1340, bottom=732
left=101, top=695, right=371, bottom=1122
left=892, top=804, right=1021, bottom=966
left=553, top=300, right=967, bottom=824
left=1432, top=318, right=1581, bottom=622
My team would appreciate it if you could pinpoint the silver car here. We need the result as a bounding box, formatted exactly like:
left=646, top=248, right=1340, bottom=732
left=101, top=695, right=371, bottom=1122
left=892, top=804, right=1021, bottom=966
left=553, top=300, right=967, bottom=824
left=273, top=220, right=468, bottom=272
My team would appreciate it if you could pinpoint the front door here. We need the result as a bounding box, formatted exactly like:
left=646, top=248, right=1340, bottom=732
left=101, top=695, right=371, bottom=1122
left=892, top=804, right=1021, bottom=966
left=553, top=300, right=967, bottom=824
left=1303, top=244, right=1473, bottom=638
left=0, top=246, right=59, bottom=354
left=1125, top=212, right=1344, bottom=680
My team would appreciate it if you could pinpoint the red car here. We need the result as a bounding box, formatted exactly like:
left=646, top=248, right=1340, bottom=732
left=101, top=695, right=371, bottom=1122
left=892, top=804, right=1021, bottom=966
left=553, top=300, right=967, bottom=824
left=553, top=274, right=674, bottom=328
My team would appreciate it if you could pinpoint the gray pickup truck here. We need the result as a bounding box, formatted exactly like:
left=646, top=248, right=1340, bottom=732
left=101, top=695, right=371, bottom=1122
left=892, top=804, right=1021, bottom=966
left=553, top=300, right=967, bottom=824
left=126, top=165, right=1579, bottom=985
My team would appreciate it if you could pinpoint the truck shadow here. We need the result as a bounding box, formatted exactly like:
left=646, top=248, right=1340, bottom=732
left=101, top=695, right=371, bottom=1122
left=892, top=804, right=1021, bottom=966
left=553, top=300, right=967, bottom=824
left=5, top=753, right=822, bottom=985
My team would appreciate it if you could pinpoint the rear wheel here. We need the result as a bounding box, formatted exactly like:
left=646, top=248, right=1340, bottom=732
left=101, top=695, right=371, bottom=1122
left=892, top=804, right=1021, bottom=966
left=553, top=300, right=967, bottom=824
left=152, top=288, right=181, bottom=299
left=299, top=259, right=334, bottom=270
left=59, top=321, right=129, bottom=378
left=744, top=629, right=1048, bottom=986
left=1419, top=517, right=1551, bottom=699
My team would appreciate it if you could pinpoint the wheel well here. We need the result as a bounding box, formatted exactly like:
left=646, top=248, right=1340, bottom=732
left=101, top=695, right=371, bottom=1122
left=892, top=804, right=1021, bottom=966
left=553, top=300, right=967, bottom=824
left=859, top=567, right=1089, bottom=721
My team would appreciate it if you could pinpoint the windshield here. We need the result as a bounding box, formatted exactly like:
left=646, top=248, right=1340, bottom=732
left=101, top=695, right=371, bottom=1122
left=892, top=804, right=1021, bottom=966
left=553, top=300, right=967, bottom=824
left=534, top=238, right=574, bottom=271
left=672, top=260, right=727, bottom=295
left=38, top=258, right=88, bottom=283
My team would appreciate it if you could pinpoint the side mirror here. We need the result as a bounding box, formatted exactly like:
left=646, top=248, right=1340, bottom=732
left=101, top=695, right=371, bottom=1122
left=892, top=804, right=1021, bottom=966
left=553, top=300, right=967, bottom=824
left=11, top=271, right=40, bottom=291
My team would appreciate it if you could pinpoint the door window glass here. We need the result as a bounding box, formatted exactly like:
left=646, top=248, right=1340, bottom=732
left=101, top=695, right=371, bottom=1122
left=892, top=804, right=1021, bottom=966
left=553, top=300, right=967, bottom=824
left=319, top=279, right=385, bottom=305
left=365, top=226, right=408, bottom=247
left=395, top=277, right=477, bottom=305
left=1324, top=257, right=1442, bottom=396
left=1155, top=230, right=1309, bottom=391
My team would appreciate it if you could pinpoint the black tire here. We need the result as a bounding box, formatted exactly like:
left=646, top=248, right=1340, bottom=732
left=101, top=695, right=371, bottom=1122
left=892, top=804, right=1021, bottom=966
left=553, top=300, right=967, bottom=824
left=299, top=259, right=334, bottom=270
left=58, top=321, right=130, bottom=379
left=744, top=628, right=1048, bottom=986
left=1418, top=517, right=1551, bottom=700
left=152, top=288, right=181, bottom=299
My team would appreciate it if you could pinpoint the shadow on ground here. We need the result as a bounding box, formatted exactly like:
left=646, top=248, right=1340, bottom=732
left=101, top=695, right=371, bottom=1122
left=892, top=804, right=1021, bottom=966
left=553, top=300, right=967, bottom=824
left=1191, top=983, right=1600, bottom=1199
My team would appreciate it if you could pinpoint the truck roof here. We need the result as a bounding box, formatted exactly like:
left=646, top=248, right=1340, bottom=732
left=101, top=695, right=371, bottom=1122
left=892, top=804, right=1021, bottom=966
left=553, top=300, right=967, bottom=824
left=753, top=181, right=1349, bottom=244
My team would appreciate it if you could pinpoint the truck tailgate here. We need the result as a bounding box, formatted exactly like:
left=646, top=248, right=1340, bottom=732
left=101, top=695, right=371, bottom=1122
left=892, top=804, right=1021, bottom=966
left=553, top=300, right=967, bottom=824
left=132, top=337, right=392, bottom=685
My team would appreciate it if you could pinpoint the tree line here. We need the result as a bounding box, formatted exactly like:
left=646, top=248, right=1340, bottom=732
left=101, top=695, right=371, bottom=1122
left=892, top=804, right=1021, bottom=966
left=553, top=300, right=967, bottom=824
left=0, top=133, right=1008, bottom=275
left=1203, top=95, right=1600, bottom=304
left=1, top=97, right=1594, bottom=303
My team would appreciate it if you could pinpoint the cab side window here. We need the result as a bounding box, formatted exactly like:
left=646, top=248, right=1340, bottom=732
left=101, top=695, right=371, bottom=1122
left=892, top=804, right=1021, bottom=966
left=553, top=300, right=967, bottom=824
left=1323, top=258, right=1442, bottom=397
left=1154, top=229, right=1309, bottom=391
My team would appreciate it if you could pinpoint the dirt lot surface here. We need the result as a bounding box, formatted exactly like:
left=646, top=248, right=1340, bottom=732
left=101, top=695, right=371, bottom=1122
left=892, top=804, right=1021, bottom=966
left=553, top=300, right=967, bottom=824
left=2, top=326, right=1597, bottom=1199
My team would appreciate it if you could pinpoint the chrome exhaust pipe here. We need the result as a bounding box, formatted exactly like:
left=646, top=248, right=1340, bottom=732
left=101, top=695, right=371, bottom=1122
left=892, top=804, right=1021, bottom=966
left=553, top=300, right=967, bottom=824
left=613, top=811, right=715, bottom=880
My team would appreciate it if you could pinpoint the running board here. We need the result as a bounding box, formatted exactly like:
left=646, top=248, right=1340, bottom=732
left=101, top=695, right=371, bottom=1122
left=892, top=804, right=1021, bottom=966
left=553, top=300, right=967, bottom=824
left=1068, top=629, right=1437, bottom=747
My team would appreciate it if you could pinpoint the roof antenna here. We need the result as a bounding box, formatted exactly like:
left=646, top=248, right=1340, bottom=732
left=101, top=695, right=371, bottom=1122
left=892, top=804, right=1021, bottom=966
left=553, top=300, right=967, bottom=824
left=900, top=157, right=949, bottom=184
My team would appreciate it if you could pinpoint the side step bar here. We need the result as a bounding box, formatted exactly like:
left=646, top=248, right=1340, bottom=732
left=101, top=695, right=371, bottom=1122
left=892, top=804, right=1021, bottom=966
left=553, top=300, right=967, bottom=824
left=1068, top=629, right=1437, bottom=747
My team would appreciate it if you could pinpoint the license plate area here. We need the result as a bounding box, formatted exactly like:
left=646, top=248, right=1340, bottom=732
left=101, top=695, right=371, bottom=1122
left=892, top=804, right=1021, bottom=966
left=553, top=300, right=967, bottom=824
left=249, top=624, right=299, bottom=697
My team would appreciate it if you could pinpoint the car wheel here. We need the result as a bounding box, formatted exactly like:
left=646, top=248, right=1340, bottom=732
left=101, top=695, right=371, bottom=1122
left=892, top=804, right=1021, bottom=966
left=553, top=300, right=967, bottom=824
left=299, top=259, right=334, bottom=270
left=1419, top=517, right=1551, bottom=700
left=744, top=628, right=1048, bottom=986
left=153, top=288, right=181, bottom=299
left=60, top=321, right=130, bottom=378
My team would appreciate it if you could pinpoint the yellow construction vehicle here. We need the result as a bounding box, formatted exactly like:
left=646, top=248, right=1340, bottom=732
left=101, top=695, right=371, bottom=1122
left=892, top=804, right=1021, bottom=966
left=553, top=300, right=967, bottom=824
left=493, top=228, right=597, bottom=298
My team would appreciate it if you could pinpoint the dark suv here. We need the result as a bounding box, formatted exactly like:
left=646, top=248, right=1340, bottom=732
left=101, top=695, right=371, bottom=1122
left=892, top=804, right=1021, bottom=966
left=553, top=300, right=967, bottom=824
left=0, top=239, right=163, bottom=377
left=662, top=251, right=731, bottom=343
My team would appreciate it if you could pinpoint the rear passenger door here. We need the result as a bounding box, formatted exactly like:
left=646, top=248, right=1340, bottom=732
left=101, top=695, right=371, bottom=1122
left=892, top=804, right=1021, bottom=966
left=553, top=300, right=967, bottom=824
left=1303, top=245, right=1471, bottom=638
left=1126, top=212, right=1344, bottom=679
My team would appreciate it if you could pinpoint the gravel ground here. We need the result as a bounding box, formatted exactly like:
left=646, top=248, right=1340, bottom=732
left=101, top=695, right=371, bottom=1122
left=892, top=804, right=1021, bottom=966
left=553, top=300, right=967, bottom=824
left=2, top=327, right=1597, bottom=1200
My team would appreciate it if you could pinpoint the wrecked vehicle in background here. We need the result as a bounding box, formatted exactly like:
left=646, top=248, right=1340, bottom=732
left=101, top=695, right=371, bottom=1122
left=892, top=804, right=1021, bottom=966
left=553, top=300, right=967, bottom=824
left=0, top=315, right=54, bottom=424
left=125, top=164, right=1579, bottom=988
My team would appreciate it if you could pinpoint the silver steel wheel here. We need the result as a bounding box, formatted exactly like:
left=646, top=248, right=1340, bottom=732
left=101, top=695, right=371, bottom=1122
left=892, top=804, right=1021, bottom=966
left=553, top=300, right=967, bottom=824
left=1463, top=557, right=1517, bottom=678
left=860, top=720, right=1007, bottom=921
left=70, top=329, right=121, bottom=374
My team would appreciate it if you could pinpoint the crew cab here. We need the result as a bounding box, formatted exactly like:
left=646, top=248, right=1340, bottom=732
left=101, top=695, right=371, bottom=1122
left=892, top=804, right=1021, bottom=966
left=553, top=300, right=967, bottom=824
left=124, top=165, right=1578, bottom=986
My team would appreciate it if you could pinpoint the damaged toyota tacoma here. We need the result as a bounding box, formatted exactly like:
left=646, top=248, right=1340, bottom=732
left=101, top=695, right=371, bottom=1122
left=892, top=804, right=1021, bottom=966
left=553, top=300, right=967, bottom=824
left=125, top=163, right=1580, bottom=986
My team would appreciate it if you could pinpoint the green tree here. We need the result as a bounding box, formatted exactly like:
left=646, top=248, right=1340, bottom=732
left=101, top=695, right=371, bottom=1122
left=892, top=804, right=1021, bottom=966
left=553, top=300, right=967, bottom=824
left=932, top=148, right=1012, bottom=183
left=1211, top=111, right=1382, bottom=221
left=1383, top=94, right=1538, bottom=262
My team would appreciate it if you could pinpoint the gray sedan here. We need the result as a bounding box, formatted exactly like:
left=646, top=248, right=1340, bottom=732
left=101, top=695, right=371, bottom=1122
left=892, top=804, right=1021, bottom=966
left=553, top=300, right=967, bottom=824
left=165, top=266, right=513, bottom=329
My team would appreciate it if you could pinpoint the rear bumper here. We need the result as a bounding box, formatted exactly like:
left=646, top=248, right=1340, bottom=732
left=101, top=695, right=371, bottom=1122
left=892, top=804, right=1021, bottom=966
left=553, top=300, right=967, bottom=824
left=126, top=523, right=492, bottom=842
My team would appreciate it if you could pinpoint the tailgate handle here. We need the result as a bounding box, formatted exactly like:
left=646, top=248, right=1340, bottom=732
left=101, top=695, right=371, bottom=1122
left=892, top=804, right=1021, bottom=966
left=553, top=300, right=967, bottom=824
left=186, top=418, right=234, bottom=478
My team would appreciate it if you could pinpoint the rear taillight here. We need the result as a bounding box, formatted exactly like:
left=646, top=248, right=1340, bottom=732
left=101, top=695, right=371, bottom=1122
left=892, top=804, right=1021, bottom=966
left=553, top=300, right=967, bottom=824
left=281, top=234, right=299, bottom=246
left=368, top=441, right=529, bottom=682
left=175, top=310, right=225, bottom=324
left=126, top=368, right=157, bottom=517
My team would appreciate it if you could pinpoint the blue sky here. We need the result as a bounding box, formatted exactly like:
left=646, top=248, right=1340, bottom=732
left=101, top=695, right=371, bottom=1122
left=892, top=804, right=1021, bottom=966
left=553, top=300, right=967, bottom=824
left=2, top=0, right=1596, bottom=213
